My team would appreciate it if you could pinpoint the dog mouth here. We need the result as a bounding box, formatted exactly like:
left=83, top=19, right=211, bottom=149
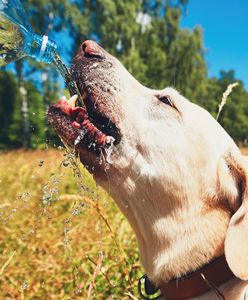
left=47, top=92, right=121, bottom=155
left=48, top=40, right=122, bottom=157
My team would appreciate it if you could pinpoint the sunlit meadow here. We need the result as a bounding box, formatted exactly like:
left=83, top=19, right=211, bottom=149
left=0, top=149, right=143, bottom=299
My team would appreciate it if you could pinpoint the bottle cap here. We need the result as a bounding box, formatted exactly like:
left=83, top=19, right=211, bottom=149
left=38, top=35, right=48, bottom=61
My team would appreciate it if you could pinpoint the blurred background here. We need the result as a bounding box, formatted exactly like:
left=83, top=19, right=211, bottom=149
left=0, top=1, right=247, bottom=299
left=0, top=0, right=247, bottom=149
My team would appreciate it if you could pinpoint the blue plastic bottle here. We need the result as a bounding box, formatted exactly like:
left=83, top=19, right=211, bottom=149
left=0, top=0, right=57, bottom=66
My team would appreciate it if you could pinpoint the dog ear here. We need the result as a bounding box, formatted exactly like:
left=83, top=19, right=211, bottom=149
left=224, top=154, right=248, bottom=280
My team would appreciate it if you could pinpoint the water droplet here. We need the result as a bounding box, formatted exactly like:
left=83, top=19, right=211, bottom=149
left=104, top=136, right=115, bottom=164
left=104, top=163, right=110, bottom=170
left=21, top=280, right=29, bottom=290
left=24, top=192, right=30, bottom=199
left=75, top=288, right=82, bottom=295
left=62, top=160, right=70, bottom=167
left=63, top=238, right=69, bottom=245
left=72, top=209, right=80, bottom=216
left=53, top=177, right=59, bottom=184
left=64, top=227, right=70, bottom=234
left=74, top=129, right=87, bottom=147
left=38, top=160, right=44, bottom=167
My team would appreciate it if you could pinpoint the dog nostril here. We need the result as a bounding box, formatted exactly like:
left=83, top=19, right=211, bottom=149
left=81, top=40, right=105, bottom=59
left=81, top=42, right=87, bottom=53
left=81, top=41, right=90, bottom=57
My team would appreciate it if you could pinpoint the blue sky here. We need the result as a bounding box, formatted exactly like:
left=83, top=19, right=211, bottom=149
left=6, top=0, right=247, bottom=92
left=181, top=0, right=248, bottom=90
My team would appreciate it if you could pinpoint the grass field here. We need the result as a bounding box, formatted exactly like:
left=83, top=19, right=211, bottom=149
left=2, top=148, right=248, bottom=300
left=0, top=149, right=142, bottom=300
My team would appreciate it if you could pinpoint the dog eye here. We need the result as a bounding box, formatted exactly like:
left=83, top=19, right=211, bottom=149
left=158, top=96, right=174, bottom=107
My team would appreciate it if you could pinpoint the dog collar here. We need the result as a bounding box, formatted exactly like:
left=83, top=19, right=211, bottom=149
left=138, top=255, right=234, bottom=300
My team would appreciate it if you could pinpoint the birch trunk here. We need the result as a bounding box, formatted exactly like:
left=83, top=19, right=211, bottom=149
left=16, top=60, right=30, bottom=149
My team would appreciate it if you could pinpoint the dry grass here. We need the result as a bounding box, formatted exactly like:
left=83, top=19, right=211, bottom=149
left=240, top=148, right=248, bottom=156
left=216, top=82, right=239, bottom=121
left=0, top=149, right=141, bottom=299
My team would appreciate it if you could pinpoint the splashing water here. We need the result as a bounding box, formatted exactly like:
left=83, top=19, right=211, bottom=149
left=71, top=208, right=81, bottom=216
left=104, top=136, right=115, bottom=165
left=42, top=175, right=60, bottom=206
left=20, top=280, right=29, bottom=291
left=0, top=146, right=136, bottom=299
left=63, top=218, right=71, bottom=246
left=74, top=129, right=87, bottom=147
left=62, top=146, right=91, bottom=197
left=52, top=51, right=84, bottom=107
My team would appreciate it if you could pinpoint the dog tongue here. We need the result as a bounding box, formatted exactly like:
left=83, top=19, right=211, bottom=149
left=54, top=95, right=88, bottom=129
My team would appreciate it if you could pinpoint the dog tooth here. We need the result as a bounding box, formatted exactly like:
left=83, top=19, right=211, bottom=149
left=69, top=94, right=78, bottom=102
left=68, top=95, right=78, bottom=107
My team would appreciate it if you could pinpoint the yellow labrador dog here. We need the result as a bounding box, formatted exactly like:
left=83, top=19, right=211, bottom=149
left=48, top=41, right=248, bottom=299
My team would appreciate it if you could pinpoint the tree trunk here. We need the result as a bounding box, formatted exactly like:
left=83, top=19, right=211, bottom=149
left=16, top=60, right=31, bottom=149
left=41, top=71, right=50, bottom=142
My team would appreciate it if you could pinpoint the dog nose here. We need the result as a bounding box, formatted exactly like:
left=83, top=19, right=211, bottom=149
left=81, top=40, right=105, bottom=59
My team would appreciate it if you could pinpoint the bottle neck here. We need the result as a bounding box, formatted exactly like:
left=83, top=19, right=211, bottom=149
left=24, top=31, right=57, bottom=64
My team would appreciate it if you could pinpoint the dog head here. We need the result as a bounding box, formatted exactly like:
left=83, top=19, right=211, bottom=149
left=48, top=40, right=248, bottom=283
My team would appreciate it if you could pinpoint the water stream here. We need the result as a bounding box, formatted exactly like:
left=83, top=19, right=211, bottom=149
left=52, top=51, right=84, bottom=107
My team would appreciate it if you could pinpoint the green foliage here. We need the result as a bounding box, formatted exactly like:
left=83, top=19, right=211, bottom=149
left=0, top=0, right=248, bottom=147
left=0, top=71, right=18, bottom=148
left=0, top=69, right=59, bottom=149
left=215, top=71, right=248, bottom=144
left=26, top=81, right=46, bottom=148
